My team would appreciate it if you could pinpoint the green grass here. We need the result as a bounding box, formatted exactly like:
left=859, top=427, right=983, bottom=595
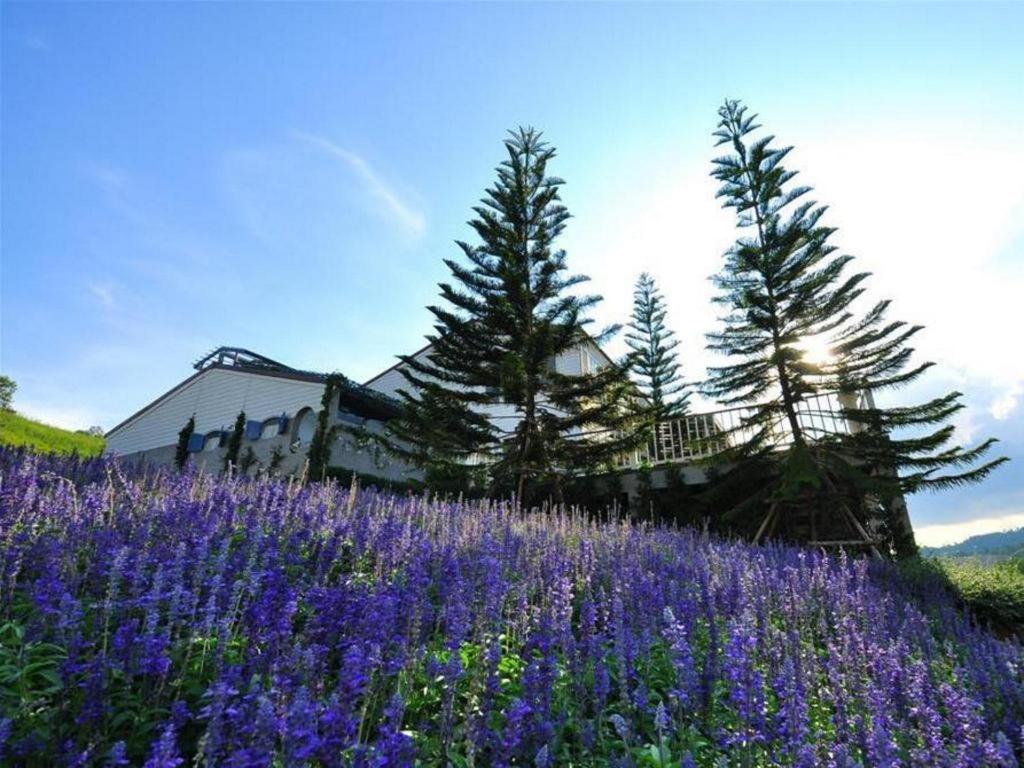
left=0, top=411, right=105, bottom=457
left=922, top=555, right=1024, bottom=632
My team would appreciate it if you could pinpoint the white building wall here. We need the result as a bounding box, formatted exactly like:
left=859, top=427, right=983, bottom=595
left=364, top=346, right=434, bottom=400
left=363, top=340, right=610, bottom=437
left=105, top=368, right=325, bottom=456
left=366, top=341, right=604, bottom=398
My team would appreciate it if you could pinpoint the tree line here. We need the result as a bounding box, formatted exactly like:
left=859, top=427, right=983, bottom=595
left=168, top=100, right=1006, bottom=559
left=376, top=100, right=1006, bottom=558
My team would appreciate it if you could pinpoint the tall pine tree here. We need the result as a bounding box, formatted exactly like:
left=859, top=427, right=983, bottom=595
left=626, top=272, right=689, bottom=418
left=384, top=128, right=642, bottom=503
left=704, top=100, right=1006, bottom=554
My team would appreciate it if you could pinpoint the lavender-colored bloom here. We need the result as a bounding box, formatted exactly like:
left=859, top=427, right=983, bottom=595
left=143, top=721, right=183, bottom=768
left=0, top=719, right=10, bottom=764
left=653, top=701, right=669, bottom=733
left=1, top=448, right=1022, bottom=766
left=609, top=713, right=629, bottom=741
left=105, top=741, right=129, bottom=767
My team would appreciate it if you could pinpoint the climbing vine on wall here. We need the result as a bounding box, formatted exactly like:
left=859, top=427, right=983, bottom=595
left=306, top=374, right=343, bottom=482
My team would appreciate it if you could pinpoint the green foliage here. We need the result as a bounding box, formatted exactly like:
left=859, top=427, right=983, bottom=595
left=323, top=465, right=424, bottom=495
left=936, top=556, right=1024, bottom=630
left=307, top=374, right=344, bottom=482
left=239, top=446, right=259, bottom=475
left=0, top=411, right=105, bottom=457
left=222, top=411, right=245, bottom=474
left=703, top=100, right=1006, bottom=557
left=626, top=272, right=689, bottom=418
left=382, top=127, right=644, bottom=505
left=0, top=621, right=66, bottom=721
left=0, top=375, right=15, bottom=411
left=268, top=445, right=285, bottom=474
left=174, top=415, right=195, bottom=471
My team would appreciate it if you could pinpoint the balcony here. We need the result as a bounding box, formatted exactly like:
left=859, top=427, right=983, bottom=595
left=617, top=390, right=874, bottom=469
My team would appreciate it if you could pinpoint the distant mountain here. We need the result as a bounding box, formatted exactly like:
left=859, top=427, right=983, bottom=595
left=922, top=527, right=1024, bottom=559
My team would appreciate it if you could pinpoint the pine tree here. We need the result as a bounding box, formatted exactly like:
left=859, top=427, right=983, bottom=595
left=222, top=411, right=245, bottom=474
left=626, top=272, right=689, bottom=418
left=825, top=302, right=1008, bottom=556
left=174, top=415, right=195, bottom=471
left=704, top=100, right=1006, bottom=555
left=384, top=128, right=642, bottom=504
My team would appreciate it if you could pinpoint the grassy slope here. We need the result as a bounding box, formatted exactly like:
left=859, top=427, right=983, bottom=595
left=936, top=555, right=1024, bottom=630
left=0, top=410, right=105, bottom=457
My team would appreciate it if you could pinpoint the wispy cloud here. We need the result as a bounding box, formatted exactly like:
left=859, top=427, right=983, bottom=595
left=86, top=280, right=117, bottom=310
left=292, top=131, right=425, bottom=237
left=23, top=34, right=50, bottom=52
left=991, top=383, right=1022, bottom=421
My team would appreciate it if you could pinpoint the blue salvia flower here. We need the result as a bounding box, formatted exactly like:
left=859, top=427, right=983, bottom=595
left=105, top=741, right=129, bottom=766
left=1, top=448, right=1023, bottom=765
left=609, top=713, right=629, bottom=741
left=143, top=720, right=183, bottom=768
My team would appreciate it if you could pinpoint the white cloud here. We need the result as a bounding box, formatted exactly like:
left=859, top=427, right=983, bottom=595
left=793, top=120, right=1024, bottom=418
left=292, top=132, right=426, bottom=238
left=916, top=512, right=1024, bottom=548
left=572, top=112, right=1024, bottom=422
left=990, top=382, right=1021, bottom=421
left=16, top=400, right=103, bottom=433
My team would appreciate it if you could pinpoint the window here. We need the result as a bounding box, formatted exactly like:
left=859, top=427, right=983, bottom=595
left=260, top=418, right=280, bottom=440
left=203, top=432, right=222, bottom=452
left=295, top=409, right=317, bottom=445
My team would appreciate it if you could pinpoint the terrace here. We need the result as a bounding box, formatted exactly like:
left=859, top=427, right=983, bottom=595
left=616, top=389, right=877, bottom=469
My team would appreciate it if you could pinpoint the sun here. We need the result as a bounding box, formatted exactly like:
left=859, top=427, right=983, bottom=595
left=799, top=334, right=835, bottom=367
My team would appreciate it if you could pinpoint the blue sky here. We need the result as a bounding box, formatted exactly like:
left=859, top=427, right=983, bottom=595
left=2, top=3, right=1022, bottom=545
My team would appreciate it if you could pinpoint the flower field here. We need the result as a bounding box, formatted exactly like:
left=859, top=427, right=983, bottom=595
left=1, top=450, right=1022, bottom=766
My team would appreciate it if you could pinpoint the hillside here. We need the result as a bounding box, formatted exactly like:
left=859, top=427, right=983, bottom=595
left=2, top=448, right=1021, bottom=766
left=0, top=410, right=105, bottom=457
left=922, top=526, right=1024, bottom=559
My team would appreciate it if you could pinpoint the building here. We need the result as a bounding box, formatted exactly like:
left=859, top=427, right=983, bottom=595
left=104, top=347, right=410, bottom=480
left=105, top=342, right=896, bottom=549
left=104, top=338, right=615, bottom=480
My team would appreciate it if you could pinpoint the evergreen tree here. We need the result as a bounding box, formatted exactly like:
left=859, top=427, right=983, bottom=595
left=222, top=411, right=245, bottom=474
left=239, top=446, right=259, bottom=475
left=0, top=375, right=15, bottom=411
left=307, top=374, right=343, bottom=483
left=704, top=100, right=1006, bottom=555
left=626, top=272, right=689, bottom=418
left=174, top=415, right=195, bottom=471
left=825, top=302, right=1008, bottom=556
left=384, top=128, right=642, bottom=503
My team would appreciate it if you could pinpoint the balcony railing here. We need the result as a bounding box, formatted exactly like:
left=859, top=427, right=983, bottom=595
left=617, top=390, right=873, bottom=469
